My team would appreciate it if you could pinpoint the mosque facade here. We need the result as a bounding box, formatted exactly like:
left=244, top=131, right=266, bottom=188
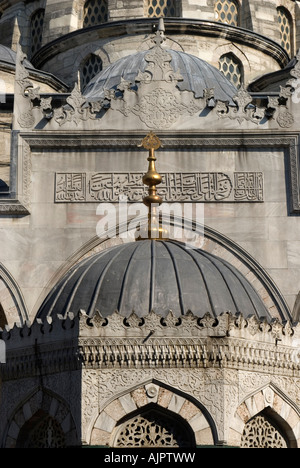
left=0, top=0, right=300, bottom=448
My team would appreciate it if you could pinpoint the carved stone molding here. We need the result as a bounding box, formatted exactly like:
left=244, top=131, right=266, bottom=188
left=1, top=309, right=300, bottom=447
left=0, top=134, right=31, bottom=216
left=231, top=384, right=300, bottom=448
left=14, top=29, right=294, bottom=132
left=0, top=202, right=30, bottom=215
left=1, top=310, right=300, bottom=381
left=20, top=130, right=300, bottom=213
left=96, top=367, right=300, bottom=446
left=14, top=45, right=46, bottom=130
left=93, top=382, right=213, bottom=447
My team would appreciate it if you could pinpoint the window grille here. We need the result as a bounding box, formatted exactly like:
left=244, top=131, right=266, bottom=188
left=219, top=53, right=242, bottom=88
left=81, top=54, right=103, bottom=90
left=114, top=410, right=193, bottom=448
left=83, top=0, right=108, bottom=28
left=24, top=416, right=66, bottom=448
left=214, top=0, right=239, bottom=26
left=30, top=9, right=45, bottom=57
left=277, top=7, right=292, bottom=55
left=241, top=414, right=288, bottom=448
left=147, top=0, right=178, bottom=18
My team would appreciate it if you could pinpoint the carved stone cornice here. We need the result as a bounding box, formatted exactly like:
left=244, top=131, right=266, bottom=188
left=21, top=131, right=298, bottom=149
left=0, top=134, right=31, bottom=216
left=1, top=311, right=300, bottom=380
left=0, top=201, right=29, bottom=215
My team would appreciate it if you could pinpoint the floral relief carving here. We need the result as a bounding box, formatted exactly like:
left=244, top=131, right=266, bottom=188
left=53, top=84, right=102, bottom=126
left=82, top=369, right=99, bottom=439
left=129, top=87, right=200, bottom=129
left=107, top=37, right=203, bottom=130
left=2, top=308, right=300, bottom=448
left=15, top=45, right=49, bottom=129
left=276, top=110, right=294, bottom=128
left=13, top=28, right=300, bottom=132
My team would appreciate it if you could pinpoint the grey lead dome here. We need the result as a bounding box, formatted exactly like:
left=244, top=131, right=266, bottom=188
left=0, top=45, right=33, bottom=69
left=83, top=48, right=238, bottom=103
left=38, top=240, right=269, bottom=320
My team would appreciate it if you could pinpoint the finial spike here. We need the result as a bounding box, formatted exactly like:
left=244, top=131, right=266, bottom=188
left=153, top=17, right=166, bottom=47
left=136, top=132, right=168, bottom=241
left=158, top=17, right=165, bottom=33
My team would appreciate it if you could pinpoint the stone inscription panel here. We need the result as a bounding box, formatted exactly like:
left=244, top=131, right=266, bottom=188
left=55, top=171, right=264, bottom=203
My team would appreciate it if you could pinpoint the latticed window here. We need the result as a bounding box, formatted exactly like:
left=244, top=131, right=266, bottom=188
left=114, top=409, right=194, bottom=448
left=277, top=7, right=292, bottom=55
left=30, top=9, right=45, bottom=57
left=241, top=414, right=289, bottom=448
left=214, top=0, right=239, bottom=26
left=80, top=54, right=103, bottom=90
left=219, top=53, right=243, bottom=88
left=21, top=416, right=66, bottom=448
left=83, top=0, right=108, bottom=28
left=147, top=0, right=178, bottom=18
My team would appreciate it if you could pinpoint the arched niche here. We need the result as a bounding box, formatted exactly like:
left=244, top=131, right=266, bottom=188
left=3, top=387, right=79, bottom=448
left=89, top=381, right=216, bottom=447
left=0, top=263, right=28, bottom=326
left=112, top=404, right=196, bottom=448
left=229, top=385, right=300, bottom=448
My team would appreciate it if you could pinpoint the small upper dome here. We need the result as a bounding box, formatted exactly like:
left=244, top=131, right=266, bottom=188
left=83, top=49, right=238, bottom=103
left=0, top=45, right=33, bottom=69
left=38, top=240, right=270, bottom=320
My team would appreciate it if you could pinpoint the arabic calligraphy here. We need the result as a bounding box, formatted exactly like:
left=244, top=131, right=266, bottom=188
left=55, top=173, right=86, bottom=202
left=234, top=172, right=264, bottom=201
left=55, top=172, right=263, bottom=203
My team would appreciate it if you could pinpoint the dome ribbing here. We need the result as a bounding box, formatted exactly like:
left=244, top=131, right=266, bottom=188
left=38, top=240, right=269, bottom=320
left=83, top=48, right=238, bottom=103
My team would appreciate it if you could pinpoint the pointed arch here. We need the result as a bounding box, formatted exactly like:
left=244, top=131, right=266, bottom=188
left=3, top=387, right=79, bottom=448
left=112, top=404, right=196, bottom=447
left=16, top=411, right=66, bottom=448
left=219, top=52, right=243, bottom=88
left=89, top=380, right=216, bottom=447
left=214, top=0, right=240, bottom=26
left=0, top=263, right=28, bottom=326
left=229, top=384, right=300, bottom=448
left=240, top=410, right=291, bottom=448
left=83, top=0, right=108, bottom=28
left=277, top=6, right=293, bottom=56
left=30, top=9, right=45, bottom=58
left=80, top=53, right=103, bottom=91
left=146, top=0, right=181, bottom=18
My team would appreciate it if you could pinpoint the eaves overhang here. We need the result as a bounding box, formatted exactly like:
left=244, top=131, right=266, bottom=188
left=31, top=18, right=290, bottom=70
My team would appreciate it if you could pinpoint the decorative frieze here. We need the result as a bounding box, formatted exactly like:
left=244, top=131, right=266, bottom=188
left=1, top=310, right=300, bottom=381
left=12, top=20, right=300, bottom=135
left=55, top=171, right=264, bottom=203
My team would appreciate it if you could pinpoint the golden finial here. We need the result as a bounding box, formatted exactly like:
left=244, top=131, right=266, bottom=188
left=136, top=132, right=168, bottom=241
